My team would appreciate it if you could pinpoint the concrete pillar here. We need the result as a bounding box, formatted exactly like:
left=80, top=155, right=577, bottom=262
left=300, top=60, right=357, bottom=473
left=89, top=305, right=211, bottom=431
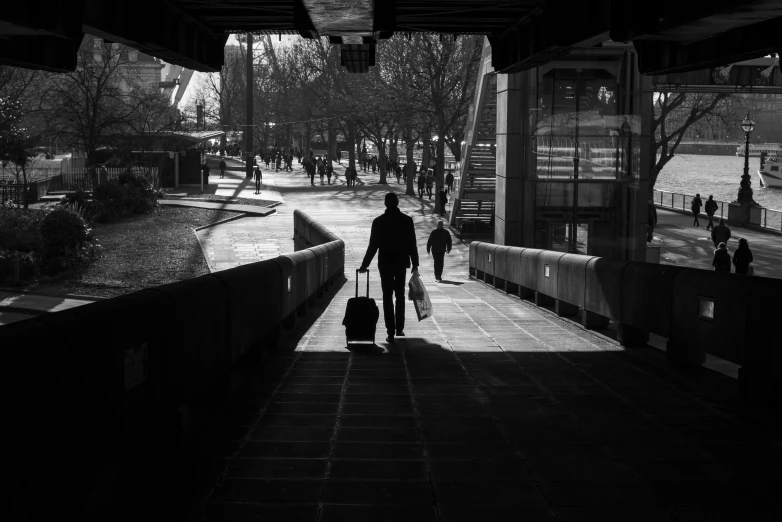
left=494, top=72, right=524, bottom=246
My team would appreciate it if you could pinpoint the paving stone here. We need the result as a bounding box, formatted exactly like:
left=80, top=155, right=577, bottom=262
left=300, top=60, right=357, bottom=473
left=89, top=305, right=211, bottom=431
left=320, top=504, right=438, bottom=522
left=223, top=458, right=328, bottom=479
left=202, top=502, right=318, bottom=522
left=209, top=478, right=324, bottom=503
left=429, top=458, right=531, bottom=481
left=434, top=481, right=546, bottom=506
left=525, top=459, right=636, bottom=482
left=323, top=479, right=433, bottom=505
left=439, top=506, right=557, bottom=522
left=553, top=506, right=673, bottom=522
left=329, top=459, right=428, bottom=480
left=336, top=426, right=420, bottom=443
left=255, top=414, right=337, bottom=427
left=247, top=426, right=334, bottom=442
left=237, top=441, right=331, bottom=459
left=333, top=441, right=424, bottom=459
left=539, top=481, right=659, bottom=507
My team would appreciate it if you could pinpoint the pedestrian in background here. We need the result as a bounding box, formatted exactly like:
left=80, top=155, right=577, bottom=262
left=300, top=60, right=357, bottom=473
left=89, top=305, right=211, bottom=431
left=733, top=238, right=754, bottom=275
left=425, top=169, right=434, bottom=200
left=691, top=193, right=703, bottom=227
left=438, top=187, right=448, bottom=217
left=446, top=170, right=454, bottom=194
left=326, top=162, right=333, bottom=185
left=712, top=242, right=731, bottom=273
left=427, top=221, right=452, bottom=282
left=705, top=195, right=718, bottom=230
left=253, top=165, right=262, bottom=194
left=711, top=218, right=731, bottom=249
left=417, top=171, right=426, bottom=198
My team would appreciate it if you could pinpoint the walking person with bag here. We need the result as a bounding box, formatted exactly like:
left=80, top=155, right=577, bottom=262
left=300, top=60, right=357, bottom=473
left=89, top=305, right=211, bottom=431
left=733, top=238, right=754, bottom=275
left=425, top=169, right=435, bottom=200
left=691, top=193, right=703, bottom=227
left=711, top=219, right=731, bottom=249
left=417, top=171, right=426, bottom=198
left=219, top=158, right=226, bottom=179
left=705, top=195, right=718, bottom=230
left=358, top=193, right=420, bottom=344
left=427, top=221, right=452, bottom=282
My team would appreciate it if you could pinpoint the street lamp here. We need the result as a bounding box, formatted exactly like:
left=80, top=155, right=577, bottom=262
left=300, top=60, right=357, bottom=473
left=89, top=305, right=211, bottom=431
left=738, top=114, right=756, bottom=204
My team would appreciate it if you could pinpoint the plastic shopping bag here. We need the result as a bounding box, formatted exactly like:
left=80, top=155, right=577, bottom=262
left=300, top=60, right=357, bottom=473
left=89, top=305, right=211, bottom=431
left=410, top=273, right=433, bottom=321
left=408, top=271, right=426, bottom=301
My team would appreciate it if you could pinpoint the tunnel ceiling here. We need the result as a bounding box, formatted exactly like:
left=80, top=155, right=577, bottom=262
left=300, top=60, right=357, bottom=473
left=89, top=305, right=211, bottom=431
left=0, top=1, right=781, bottom=75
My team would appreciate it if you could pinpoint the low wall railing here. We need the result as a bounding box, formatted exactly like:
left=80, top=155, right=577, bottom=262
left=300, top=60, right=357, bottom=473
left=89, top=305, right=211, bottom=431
left=1, top=209, right=344, bottom=518
left=653, top=188, right=782, bottom=232
left=469, top=241, right=780, bottom=401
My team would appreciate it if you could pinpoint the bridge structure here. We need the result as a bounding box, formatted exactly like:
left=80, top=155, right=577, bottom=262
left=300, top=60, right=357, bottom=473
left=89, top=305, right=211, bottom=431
left=4, top=2, right=782, bottom=521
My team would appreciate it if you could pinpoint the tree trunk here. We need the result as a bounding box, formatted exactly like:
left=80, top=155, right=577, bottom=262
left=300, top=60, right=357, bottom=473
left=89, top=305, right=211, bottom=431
left=422, top=134, right=431, bottom=170
left=304, top=119, right=311, bottom=155
left=328, top=121, right=337, bottom=163
left=377, top=140, right=387, bottom=184
left=405, top=133, right=416, bottom=196
left=347, top=120, right=356, bottom=170
left=434, top=134, right=445, bottom=214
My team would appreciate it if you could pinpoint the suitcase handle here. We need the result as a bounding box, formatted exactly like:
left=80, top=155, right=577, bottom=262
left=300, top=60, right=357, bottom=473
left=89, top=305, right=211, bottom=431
left=355, top=269, right=369, bottom=298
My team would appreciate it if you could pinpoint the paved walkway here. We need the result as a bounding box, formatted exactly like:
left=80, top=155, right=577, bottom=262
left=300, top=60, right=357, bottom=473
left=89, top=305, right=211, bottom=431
left=175, top=161, right=782, bottom=522
left=0, top=289, right=103, bottom=325
left=653, top=208, right=782, bottom=278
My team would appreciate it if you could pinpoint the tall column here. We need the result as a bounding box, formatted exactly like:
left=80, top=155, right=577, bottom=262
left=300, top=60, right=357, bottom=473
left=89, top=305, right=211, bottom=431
left=494, top=72, right=525, bottom=246
left=244, top=32, right=254, bottom=179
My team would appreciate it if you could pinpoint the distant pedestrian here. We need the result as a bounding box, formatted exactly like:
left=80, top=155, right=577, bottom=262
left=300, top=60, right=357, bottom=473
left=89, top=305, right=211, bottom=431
left=690, top=193, right=703, bottom=227
left=732, top=238, right=754, bottom=275
left=317, top=157, right=325, bottom=184
left=647, top=199, right=657, bottom=242
left=427, top=221, right=452, bottom=282
left=417, top=171, right=426, bottom=198
left=201, top=162, right=210, bottom=186
left=218, top=159, right=226, bottom=179
left=253, top=165, right=262, bottom=194
left=275, top=154, right=281, bottom=171
left=438, top=187, right=448, bottom=216
left=711, top=219, right=731, bottom=249
left=705, top=195, right=718, bottom=230
left=445, top=171, right=454, bottom=194
left=307, top=158, right=316, bottom=186
left=425, top=169, right=434, bottom=200
left=712, top=243, right=731, bottom=273
left=326, top=163, right=333, bottom=185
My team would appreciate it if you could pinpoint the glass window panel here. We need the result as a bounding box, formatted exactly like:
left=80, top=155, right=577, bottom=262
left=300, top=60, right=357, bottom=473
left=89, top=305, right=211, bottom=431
left=536, top=182, right=573, bottom=208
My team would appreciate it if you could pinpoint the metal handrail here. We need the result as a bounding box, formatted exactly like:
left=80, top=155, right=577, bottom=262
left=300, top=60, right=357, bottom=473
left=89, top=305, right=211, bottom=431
left=653, top=188, right=782, bottom=231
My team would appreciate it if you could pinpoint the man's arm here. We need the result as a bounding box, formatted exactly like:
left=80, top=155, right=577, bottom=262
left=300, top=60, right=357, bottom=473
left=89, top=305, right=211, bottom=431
left=359, top=220, right=380, bottom=272
left=446, top=231, right=452, bottom=253
left=426, top=231, right=433, bottom=254
left=408, top=217, right=420, bottom=270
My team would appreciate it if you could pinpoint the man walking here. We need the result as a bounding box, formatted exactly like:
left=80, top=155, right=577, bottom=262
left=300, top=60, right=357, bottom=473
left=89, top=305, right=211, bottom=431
left=445, top=170, right=454, bottom=194
left=425, top=169, right=435, bottom=200
left=705, top=195, right=718, bottom=230
left=711, top=218, right=731, bottom=249
left=253, top=165, right=262, bottom=194
left=647, top=198, right=657, bottom=242
left=691, top=193, right=703, bottom=227
left=358, top=193, right=420, bottom=344
left=427, top=221, right=452, bottom=282
left=417, top=170, right=426, bottom=198
left=218, top=158, right=226, bottom=179
left=437, top=187, right=448, bottom=217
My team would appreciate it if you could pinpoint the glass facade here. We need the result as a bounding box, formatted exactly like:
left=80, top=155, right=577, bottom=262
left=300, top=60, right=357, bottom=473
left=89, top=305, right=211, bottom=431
left=524, top=49, right=643, bottom=254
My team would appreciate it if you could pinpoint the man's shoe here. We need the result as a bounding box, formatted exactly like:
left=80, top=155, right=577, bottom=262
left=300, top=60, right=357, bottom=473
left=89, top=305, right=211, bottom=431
left=386, top=335, right=395, bottom=344
left=396, top=330, right=405, bottom=337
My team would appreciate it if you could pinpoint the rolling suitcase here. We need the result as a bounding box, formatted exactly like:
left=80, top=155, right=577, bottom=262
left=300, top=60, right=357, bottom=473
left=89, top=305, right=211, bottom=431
left=343, top=269, right=380, bottom=343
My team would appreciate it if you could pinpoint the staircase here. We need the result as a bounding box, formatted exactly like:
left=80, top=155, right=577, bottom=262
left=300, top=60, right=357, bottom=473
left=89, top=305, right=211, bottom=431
left=450, top=39, right=497, bottom=237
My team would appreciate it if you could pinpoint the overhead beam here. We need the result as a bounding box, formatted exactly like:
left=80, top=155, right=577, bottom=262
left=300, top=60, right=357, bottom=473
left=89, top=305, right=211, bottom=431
left=1, top=1, right=85, bottom=39
left=634, top=15, right=782, bottom=74
left=293, top=0, right=318, bottom=39
left=489, top=0, right=610, bottom=73
left=82, top=0, right=227, bottom=72
left=0, top=34, right=81, bottom=72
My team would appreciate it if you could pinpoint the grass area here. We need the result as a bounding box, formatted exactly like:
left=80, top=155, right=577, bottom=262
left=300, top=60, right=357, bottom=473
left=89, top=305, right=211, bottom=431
left=25, top=207, right=234, bottom=298
left=174, top=194, right=277, bottom=207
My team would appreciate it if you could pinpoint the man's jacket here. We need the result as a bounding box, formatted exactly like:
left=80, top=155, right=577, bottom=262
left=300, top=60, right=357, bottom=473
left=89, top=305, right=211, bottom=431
left=361, top=207, right=419, bottom=270
left=427, top=228, right=452, bottom=254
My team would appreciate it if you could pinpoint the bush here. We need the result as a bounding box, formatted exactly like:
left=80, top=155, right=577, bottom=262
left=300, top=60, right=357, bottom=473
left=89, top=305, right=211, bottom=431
left=91, top=172, right=158, bottom=221
left=0, top=204, right=45, bottom=252
left=39, top=206, right=101, bottom=275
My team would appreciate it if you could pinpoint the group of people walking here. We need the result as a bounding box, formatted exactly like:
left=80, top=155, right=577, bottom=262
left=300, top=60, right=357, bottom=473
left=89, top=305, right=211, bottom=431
left=688, top=193, right=755, bottom=275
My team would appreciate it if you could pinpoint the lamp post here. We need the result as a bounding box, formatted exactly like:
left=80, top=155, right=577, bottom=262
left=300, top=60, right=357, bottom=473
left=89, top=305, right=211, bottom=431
left=728, top=114, right=759, bottom=226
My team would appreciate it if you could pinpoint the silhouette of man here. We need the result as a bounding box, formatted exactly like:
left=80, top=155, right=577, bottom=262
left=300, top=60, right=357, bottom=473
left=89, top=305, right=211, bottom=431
left=359, top=193, right=419, bottom=344
left=427, top=221, right=452, bottom=282
left=254, top=165, right=262, bottom=194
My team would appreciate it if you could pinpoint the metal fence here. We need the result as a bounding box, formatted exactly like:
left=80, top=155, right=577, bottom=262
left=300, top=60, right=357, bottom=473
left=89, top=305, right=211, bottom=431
left=653, top=189, right=782, bottom=232
left=48, top=167, right=161, bottom=192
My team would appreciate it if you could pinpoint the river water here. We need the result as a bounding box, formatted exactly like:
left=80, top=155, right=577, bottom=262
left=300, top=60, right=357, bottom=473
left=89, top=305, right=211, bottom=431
left=655, top=154, right=782, bottom=211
